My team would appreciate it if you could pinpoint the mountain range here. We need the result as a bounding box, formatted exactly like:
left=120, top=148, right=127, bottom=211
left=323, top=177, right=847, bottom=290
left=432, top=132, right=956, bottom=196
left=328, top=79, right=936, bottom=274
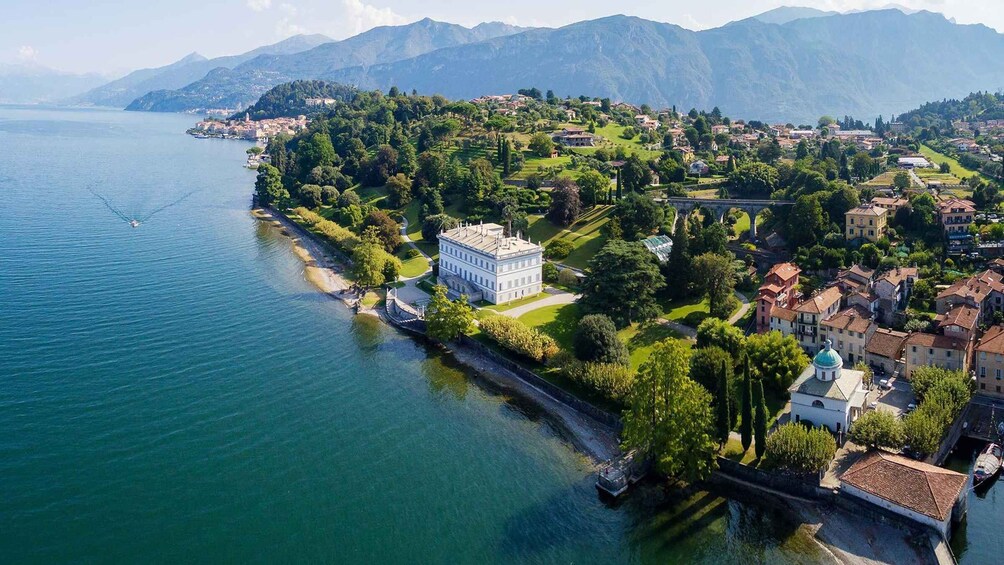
left=71, top=34, right=333, bottom=108
left=0, top=63, right=109, bottom=104
left=60, top=7, right=1004, bottom=122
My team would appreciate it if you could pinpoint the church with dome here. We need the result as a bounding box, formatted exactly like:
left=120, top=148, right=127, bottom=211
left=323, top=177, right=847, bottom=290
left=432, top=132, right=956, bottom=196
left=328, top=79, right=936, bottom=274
left=787, top=340, right=869, bottom=435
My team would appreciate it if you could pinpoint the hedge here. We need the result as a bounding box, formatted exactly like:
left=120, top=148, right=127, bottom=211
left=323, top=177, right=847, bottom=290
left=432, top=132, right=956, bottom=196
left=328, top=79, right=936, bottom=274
left=293, top=207, right=360, bottom=252
left=479, top=316, right=559, bottom=363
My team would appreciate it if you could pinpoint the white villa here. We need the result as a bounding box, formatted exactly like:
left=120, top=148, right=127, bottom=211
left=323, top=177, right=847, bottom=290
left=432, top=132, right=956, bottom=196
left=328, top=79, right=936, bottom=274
left=788, top=340, right=868, bottom=435
left=437, top=223, right=543, bottom=305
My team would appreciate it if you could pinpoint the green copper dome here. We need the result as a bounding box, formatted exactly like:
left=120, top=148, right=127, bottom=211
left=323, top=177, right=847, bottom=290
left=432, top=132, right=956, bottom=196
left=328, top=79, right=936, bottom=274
left=813, top=341, right=842, bottom=369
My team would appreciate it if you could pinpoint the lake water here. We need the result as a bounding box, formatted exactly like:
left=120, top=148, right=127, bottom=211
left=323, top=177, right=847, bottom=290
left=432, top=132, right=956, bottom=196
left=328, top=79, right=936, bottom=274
left=0, top=106, right=830, bottom=563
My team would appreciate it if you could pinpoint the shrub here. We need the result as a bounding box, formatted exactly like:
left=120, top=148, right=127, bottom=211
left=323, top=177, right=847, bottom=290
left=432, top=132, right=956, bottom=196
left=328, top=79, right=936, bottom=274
left=764, top=422, right=836, bottom=473
left=479, top=316, right=559, bottom=363
left=320, top=185, right=340, bottom=205
left=544, top=239, right=574, bottom=260
left=550, top=352, right=634, bottom=404
left=298, top=184, right=323, bottom=208
left=558, top=268, right=580, bottom=288
left=573, top=314, right=629, bottom=365
left=406, top=248, right=421, bottom=259
left=421, top=214, right=459, bottom=242
left=336, top=190, right=361, bottom=208
left=849, top=410, right=905, bottom=450
left=542, top=262, right=559, bottom=283
left=293, top=207, right=360, bottom=252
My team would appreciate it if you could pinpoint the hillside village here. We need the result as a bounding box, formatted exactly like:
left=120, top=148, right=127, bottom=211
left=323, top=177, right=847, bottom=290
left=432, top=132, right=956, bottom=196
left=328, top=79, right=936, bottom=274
left=242, top=80, right=1004, bottom=550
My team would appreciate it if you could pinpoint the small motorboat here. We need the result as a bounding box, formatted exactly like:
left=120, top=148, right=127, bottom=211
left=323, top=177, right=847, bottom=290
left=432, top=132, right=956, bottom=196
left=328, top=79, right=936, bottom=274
left=973, top=443, right=1003, bottom=487
left=129, top=219, right=140, bottom=228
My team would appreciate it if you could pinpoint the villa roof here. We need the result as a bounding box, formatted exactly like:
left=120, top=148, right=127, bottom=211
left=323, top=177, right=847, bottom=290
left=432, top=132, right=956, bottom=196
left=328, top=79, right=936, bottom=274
left=865, top=328, right=908, bottom=360
left=821, top=306, right=874, bottom=334
left=795, top=287, right=843, bottom=314
left=766, top=262, right=801, bottom=282
left=876, top=267, right=918, bottom=288
left=789, top=365, right=863, bottom=401
left=935, top=304, right=980, bottom=333
left=937, top=270, right=1004, bottom=304
left=905, top=332, right=969, bottom=352
left=846, top=204, right=888, bottom=217
left=976, top=325, right=1004, bottom=355
left=840, top=451, right=967, bottom=522
left=439, top=223, right=541, bottom=258
left=938, top=198, right=976, bottom=213
left=771, top=306, right=797, bottom=322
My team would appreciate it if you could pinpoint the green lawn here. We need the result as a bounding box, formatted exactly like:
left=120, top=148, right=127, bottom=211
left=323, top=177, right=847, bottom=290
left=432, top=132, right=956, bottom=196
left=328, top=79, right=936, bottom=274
left=721, top=438, right=759, bottom=466
left=526, top=206, right=612, bottom=269
left=687, top=188, right=720, bottom=199
left=914, top=168, right=962, bottom=184
left=617, top=322, right=689, bottom=370
left=517, top=303, right=581, bottom=350
left=731, top=211, right=762, bottom=238
left=395, top=247, right=429, bottom=278
left=584, top=123, right=663, bottom=160
left=661, top=296, right=712, bottom=328
left=919, top=144, right=979, bottom=180
left=401, top=200, right=439, bottom=259
left=483, top=292, right=549, bottom=312
left=510, top=154, right=573, bottom=180
left=861, top=170, right=899, bottom=187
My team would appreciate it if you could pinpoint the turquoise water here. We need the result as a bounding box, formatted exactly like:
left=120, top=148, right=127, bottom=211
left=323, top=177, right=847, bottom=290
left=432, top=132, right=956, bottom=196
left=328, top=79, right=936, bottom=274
left=946, top=438, right=1004, bottom=564
left=0, top=106, right=825, bottom=563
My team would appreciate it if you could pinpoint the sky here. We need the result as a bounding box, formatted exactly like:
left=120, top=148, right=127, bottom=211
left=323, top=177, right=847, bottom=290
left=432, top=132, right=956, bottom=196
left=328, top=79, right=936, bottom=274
left=1, top=0, right=1000, bottom=76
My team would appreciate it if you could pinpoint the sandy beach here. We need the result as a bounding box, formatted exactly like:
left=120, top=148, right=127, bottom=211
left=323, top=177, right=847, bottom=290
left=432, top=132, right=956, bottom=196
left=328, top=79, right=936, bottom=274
left=252, top=208, right=349, bottom=294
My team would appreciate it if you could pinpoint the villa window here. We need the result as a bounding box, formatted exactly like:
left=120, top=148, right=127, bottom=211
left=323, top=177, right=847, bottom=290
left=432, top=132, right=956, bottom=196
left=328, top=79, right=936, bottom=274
left=812, top=400, right=825, bottom=408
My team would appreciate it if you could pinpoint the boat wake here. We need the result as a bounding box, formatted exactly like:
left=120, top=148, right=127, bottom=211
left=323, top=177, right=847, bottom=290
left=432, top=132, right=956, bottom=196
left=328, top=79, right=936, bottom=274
left=86, top=186, right=196, bottom=227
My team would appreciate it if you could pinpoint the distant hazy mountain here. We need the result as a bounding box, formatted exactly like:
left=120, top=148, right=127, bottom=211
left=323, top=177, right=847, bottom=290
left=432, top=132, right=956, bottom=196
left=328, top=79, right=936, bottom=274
left=0, top=64, right=108, bottom=104
left=72, top=34, right=332, bottom=108
left=748, top=6, right=838, bottom=25
left=317, top=10, right=1004, bottom=123
left=125, top=19, right=526, bottom=112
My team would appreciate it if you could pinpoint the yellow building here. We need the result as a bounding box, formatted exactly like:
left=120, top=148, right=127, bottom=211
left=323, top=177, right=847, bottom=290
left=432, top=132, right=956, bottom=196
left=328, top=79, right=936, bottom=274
left=845, top=204, right=888, bottom=243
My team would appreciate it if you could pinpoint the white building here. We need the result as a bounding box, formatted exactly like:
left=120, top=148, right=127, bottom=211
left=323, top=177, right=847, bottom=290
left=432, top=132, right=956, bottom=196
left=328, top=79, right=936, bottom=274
left=437, top=223, right=543, bottom=305
left=787, top=340, right=868, bottom=435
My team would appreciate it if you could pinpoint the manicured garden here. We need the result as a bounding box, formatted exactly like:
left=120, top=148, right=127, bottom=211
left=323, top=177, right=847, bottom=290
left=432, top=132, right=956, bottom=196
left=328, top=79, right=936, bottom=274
left=526, top=206, right=612, bottom=269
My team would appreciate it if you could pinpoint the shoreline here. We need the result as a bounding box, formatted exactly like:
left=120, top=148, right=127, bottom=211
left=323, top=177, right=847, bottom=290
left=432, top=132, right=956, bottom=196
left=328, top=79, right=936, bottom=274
left=253, top=206, right=621, bottom=464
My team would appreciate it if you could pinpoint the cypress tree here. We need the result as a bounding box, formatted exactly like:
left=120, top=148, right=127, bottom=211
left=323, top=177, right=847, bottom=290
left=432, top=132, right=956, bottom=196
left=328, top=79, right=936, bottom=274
left=754, top=378, right=768, bottom=460
left=666, top=214, right=691, bottom=299
left=615, top=168, right=623, bottom=200
left=740, top=353, right=753, bottom=453
left=715, top=358, right=731, bottom=447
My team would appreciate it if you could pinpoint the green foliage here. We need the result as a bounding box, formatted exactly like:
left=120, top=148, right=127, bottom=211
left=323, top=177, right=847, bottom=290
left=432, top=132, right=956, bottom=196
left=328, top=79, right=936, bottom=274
left=558, top=268, right=580, bottom=288
left=528, top=132, right=555, bottom=158
left=421, top=214, right=459, bottom=243
left=552, top=352, right=635, bottom=404
left=754, top=379, right=768, bottom=459
left=385, top=173, right=413, bottom=208
left=622, top=339, right=717, bottom=482
left=293, top=207, right=360, bottom=252
left=764, top=423, right=836, bottom=473
left=574, top=314, right=629, bottom=365
left=547, top=178, right=581, bottom=227
left=745, top=331, right=809, bottom=393
left=240, top=80, right=356, bottom=120
left=351, top=240, right=401, bottom=287
left=849, top=410, right=906, bottom=450
left=577, top=169, right=609, bottom=207
left=479, top=315, right=559, bottom=363
left=695, top=318, right=746, bottom=359
left=740, top=354, right=753, bottom=453
left=580, top=240, right=666, bottom=328
left=361, top=209, right=402, bottom=252
left=544, top=239, right=574, bottom=260
left=255, top=164, right=288, bottom=207
left=728, top=162, right=778, bottom=197
left=903, top=409, right=944, bottom=456
left=542, top=262, right=559, bottom=283
left=692, top=252, right=737, bottom=319
left=612, top=193, right=664, bottom=240
left=909, top=366, right=972, bottom=404
left=901, top=366, right=972, bottom=456
left=426, top=285, right=474, bottom=342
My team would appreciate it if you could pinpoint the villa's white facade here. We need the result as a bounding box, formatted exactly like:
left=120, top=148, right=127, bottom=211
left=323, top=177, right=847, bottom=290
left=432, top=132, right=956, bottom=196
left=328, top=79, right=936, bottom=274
left=437, top=223, right=543, bottom=304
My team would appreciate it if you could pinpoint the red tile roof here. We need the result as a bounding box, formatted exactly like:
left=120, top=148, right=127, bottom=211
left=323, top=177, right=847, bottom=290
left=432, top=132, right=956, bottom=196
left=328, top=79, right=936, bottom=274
left=840, top=451, right=967, bottom=522
left=766, top=262, right=800, bottom=283
left=866, top=328, right=908, bottom=359
left=976, top=325, right=1004, bottom=356
left=795, top=286, right=842, bottom=314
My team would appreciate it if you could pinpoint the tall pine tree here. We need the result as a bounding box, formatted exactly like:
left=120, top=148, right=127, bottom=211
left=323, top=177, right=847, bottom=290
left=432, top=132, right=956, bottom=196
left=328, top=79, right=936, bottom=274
left=754, top=378, right=768, bottom=459
left=715, top=358, right=731, bottom=447
left=665, top=214, right=691, bottom=299
left=740, top=353, right=753, bottom=453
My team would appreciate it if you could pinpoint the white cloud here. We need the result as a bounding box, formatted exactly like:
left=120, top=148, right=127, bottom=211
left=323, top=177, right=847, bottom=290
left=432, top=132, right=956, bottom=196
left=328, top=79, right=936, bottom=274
left=341, top=0, right=407, bottom=35
left=247, top=0, right=272, bottom=11
left=17, top=45, right=37, bottom=61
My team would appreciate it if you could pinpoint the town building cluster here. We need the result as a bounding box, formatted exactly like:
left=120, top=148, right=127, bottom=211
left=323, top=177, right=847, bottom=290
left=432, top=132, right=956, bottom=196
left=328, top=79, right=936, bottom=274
left=189, top=114, right=308, bottom=141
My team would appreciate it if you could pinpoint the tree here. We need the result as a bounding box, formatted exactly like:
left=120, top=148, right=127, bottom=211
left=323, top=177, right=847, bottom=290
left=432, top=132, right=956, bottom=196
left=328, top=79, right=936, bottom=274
left=893, top=171, right=911, bottom=191
left=692, top=252, right=737, bottom=319
left=577, top=170, right=608, bottom=207
left=740, top=354, right=753, bottom=452
left=385, top=173, right=412, bottom=208
left=573, top=314, right=629, bottom=366
left=715, top=359, right=732, bottom=447
left=756, top=140, right=782, bottom=164
left=547, top=178, right=581, bottom=226
left=298, top=183, right=323, bottom=208
left=351, top=240, right=399, bottom=287
left=579, top=240, right=665, bottom=328
left=622, top=339, right=717, bottom=482
left=788, top=195, right=827, bottom=249
left=754, top=379, right=768, bottom=459
left=528, top=132, right=555, bottom=158
left=745, top=331, right=809, bottom=392
left=690, top=346, right=737, bottom=429
left=612, top=193, right=664, bottom=240
left=903, top=409, right=943, bottom=456
left=254, top=163, right=288, bottom=207
left=849, top=410, right=906, bottom=450
left=361, top=210, right=402, bottom=253
left=696, top=318, right=747, bottom=360
left=620, top=154, right=652, bottom=193
left=665, top=215, right=691, bottom=299
left=728, top=162, right=778, bottom=197
left=851, top=153, right=876, bottom=180
left=764, top=423, right=836, bottom=473
left=421, top=214, right=459, bottom=242
left=425, top=285, right=474, bottom=342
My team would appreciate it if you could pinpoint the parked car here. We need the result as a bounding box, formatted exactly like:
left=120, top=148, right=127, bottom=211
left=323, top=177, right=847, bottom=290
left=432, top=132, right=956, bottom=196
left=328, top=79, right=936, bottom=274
left=879, top=379, right=892, bottom=390
left=906, top=403, right=917, bottom=413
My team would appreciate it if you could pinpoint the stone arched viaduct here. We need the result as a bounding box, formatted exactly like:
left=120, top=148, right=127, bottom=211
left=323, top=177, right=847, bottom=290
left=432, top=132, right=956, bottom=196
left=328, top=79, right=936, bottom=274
left=661, top=197, right=795, bottom=239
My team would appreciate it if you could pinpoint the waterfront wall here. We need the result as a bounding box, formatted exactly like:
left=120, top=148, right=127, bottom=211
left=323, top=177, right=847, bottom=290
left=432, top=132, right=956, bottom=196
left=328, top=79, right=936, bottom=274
left=713, top=457, right=833, bottom=501
left=456, top=335, right=623, bottom=431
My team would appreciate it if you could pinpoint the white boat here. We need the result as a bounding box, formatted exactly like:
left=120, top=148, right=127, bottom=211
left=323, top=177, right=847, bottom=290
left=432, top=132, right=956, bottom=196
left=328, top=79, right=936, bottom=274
left=973, top=443, right=1003, bottom=486
left=129, top=220, right=140, bottom=228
